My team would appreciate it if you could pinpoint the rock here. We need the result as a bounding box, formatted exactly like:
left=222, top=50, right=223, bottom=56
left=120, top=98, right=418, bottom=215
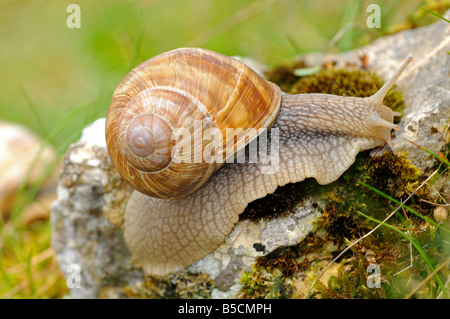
left=433, top=206, right=448, bottom=223
left=51, top=14, right=450, bottom=299
left=51, top=118, right=323, bottom=298
left=50, top=119, right=143, bottom=299
left=0, top=120, right=56, bottom=220
left=301, top=12, right=450, bottom=173
left=188, top=200, right=322, bottom=296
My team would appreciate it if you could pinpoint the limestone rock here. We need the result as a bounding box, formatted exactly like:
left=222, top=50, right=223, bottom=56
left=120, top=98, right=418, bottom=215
left=0, top=120, right=56, bottom=221
left=301, top=12, right=450, bottom=172
left=50, top=119, right=142, bottom=299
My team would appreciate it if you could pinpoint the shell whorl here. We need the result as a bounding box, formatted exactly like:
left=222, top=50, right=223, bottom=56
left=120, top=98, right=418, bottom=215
left=106, top=48, right=281, bottom=199
left=119, top=102, right=174, bottom=173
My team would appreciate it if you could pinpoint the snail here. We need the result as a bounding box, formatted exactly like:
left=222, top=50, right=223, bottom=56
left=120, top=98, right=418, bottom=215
left=105, top=47, right=413, bottom=275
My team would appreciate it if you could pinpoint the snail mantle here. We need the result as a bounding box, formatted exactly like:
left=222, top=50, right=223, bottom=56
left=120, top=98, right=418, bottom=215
left=51, top=14, right=450, bottom=299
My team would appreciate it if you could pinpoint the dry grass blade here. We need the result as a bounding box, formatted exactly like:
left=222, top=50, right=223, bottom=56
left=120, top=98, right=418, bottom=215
left=4, top=249, right=62, bottom=298
left=327, top=22, right=355, bottom=48
left=402, top=138, right=450, bottom=166
left=404, top=258, right=449, bottom=299
left=6, top=248, right=55, bottom=275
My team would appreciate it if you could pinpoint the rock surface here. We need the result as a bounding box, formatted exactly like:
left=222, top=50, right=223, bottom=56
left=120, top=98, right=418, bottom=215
left=0, top=120, right=56, bottom=221
left=301, top=13, right=450, bottom=174
left=51, top=14, right=450, bottom=299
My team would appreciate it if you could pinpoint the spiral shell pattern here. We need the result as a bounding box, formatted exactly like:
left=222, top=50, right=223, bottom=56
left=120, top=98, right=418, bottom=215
left=106, top=47, right=281, bottom=199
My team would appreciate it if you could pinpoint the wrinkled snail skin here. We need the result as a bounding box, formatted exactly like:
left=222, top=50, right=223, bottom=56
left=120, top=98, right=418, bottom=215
left=106, top=48, right=413, bottom=275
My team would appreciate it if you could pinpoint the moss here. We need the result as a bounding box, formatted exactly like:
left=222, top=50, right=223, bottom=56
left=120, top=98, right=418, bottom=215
left=267, top=61, right=406, bottom=115
left=124, top=272, right=214, bottom=299
left=240, top=150, right=449, bottom=298
left=291, top=68, right=405, bottom=116
left=240, top=182, right=323, bottom=222
left=239, top=267, right=294, bottom=299
left=238, top=58, right=450, bottom=298
left=265, top=60, right=308, bottom=92
left=309, top=257, right=388, bottom=299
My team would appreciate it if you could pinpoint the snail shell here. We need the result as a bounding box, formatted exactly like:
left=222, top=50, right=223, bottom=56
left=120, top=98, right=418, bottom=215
left=106, top=48, right=281, bottom=199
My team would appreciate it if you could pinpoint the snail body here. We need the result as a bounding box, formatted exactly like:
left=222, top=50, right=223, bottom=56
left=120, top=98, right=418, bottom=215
left=105, top=48, right=413, bottom=275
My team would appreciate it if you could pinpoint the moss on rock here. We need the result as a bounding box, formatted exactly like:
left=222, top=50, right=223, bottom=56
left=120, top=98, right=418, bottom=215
left=238, top=60, right=449, bottom=299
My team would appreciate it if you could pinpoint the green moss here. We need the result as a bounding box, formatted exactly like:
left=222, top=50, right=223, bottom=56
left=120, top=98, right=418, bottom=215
left=240, top=150, right=449, bottom=298
left=240, top=182, right=322, bottom=222
left=124, top=272, right=214, bottom=299
left=292, top=68, right=405, bottom=116
left=265, top=60, right=308, bottom=92
left=309, top=257, right=387, bottom=299
left=239, top=267, right=294, bottom=299
left=268, top=62, right=406, bottom=119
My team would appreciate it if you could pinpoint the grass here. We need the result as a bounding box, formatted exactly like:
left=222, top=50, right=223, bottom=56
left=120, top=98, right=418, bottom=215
left=358, top=211, right=448, bottom=298
left=0, top=0, right=447, bottom=298
left=357, top=186, right=449, bottom=299
left=306, top=145, right=450, bottom=299
left=422, top=6, right=450, bottom=23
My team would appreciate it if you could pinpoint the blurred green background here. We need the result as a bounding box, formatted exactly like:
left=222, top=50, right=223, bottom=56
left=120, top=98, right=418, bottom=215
left=0, top=0, right=434, bottom=152
left=0, top=0, right=446, bottom=298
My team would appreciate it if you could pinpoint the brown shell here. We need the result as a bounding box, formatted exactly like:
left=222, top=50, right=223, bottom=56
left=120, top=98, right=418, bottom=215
left=105, top=47, right=281, bottom=199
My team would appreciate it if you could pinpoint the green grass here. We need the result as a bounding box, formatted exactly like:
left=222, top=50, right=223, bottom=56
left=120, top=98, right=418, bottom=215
left=358, top=210, right=448, bottom=298
left=0, top=0, right=447, bottom=298
left=307, top=145, right=450, bottom=299
left=357, top=182, right=449, bottom=299
left=422, top=6, right=450, bottom=23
